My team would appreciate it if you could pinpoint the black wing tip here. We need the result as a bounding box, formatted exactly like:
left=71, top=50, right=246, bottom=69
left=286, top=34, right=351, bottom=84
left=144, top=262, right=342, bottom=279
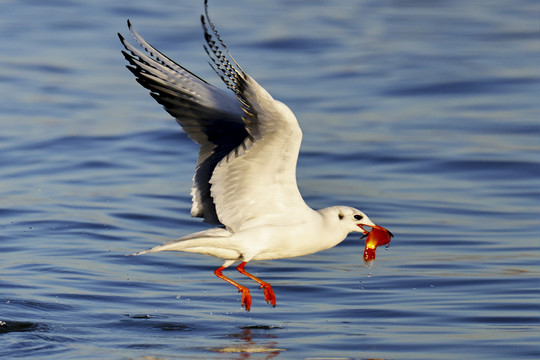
left=201, top=0, right=209, bottom=25
left=118, top=19, right=132, bottom=45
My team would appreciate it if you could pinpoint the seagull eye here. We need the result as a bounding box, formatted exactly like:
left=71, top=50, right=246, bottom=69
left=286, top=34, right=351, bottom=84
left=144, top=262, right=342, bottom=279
left=354, top=214, right=364, bottom=221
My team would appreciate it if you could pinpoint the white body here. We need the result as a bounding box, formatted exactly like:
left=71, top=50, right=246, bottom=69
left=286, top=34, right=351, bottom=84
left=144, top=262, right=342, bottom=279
left=137, top=206, right=374, bottom=267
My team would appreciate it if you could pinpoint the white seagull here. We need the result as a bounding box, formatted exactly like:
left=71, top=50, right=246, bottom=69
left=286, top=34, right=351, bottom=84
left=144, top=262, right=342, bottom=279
left=119, top=0, right=392, bottom=311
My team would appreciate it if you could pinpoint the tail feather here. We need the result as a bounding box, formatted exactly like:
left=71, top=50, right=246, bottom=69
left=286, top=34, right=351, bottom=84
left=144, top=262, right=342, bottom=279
left=126, top=249, right=152, bottom=256
left=127, top=227, right=231, bottom=256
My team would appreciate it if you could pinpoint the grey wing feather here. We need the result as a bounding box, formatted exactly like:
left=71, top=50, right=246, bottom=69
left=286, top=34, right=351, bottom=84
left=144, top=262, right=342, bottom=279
left=119, top=1, right=306, bottom=232
left=118, top=21, right=248, bottom=225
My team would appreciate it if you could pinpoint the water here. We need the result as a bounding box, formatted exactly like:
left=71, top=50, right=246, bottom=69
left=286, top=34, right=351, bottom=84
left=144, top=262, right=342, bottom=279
left=1, top=0, right=539, bottom=359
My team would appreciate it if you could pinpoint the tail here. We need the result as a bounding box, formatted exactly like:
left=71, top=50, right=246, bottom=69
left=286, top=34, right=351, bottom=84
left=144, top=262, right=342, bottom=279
left=126, top=249, right=152, bottom=256
left=126, top=227, right=231, bottom=256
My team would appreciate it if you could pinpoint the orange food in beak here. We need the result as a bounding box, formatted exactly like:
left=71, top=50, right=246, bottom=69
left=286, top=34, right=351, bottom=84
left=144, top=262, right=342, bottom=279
left=363, top=225, right=393, bottom=261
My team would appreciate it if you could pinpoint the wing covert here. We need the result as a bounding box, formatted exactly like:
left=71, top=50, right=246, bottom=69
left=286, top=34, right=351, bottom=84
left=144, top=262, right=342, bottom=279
left=119, top=0, right=310, bottom=231
left=119, top=21, right=248, bottom=224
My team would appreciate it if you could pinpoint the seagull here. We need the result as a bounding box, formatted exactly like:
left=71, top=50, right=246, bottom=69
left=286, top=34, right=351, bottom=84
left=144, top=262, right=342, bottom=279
left=119, top=0, right=392, bottom=311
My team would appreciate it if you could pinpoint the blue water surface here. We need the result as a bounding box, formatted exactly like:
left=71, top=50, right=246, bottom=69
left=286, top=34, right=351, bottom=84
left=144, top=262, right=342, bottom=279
left=1, top=0, right=539, bottom=359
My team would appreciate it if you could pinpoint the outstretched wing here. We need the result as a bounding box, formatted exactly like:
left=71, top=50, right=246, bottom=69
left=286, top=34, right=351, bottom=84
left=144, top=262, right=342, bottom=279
left=119, top=20, right=247, bottom=225
left=200, top=1, right=310, bottom=232
left=119, top=0, right=310, bottom=232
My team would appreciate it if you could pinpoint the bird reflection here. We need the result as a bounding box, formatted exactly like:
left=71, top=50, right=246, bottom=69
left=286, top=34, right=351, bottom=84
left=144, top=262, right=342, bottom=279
left=209, top=326, right=284, bottom=358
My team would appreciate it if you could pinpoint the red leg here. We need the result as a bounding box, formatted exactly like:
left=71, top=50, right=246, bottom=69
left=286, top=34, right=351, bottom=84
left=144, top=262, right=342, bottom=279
left=236, top=262, right=276, bottom=307
left=214, top=265, right=252, bottom=311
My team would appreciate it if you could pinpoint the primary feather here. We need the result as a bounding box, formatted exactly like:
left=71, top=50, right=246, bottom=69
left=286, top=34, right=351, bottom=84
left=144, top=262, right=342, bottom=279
left=119, top=3, right=310, bottom=231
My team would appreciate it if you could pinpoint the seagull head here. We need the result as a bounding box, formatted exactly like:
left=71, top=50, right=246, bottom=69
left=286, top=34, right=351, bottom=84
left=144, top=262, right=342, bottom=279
left=323, top=206, right=377, bottom=235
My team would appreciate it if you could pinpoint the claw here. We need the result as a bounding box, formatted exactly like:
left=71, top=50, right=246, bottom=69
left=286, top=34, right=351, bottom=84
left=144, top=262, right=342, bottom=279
left=237, top=262, right=277, bottom=308
left=214, top=265, right=252, bottom=311
left=215, top=262, right=277, bottom=311
left=261, top=283, right=276, bottom=307
left=239, top=287, right=252, bottom=311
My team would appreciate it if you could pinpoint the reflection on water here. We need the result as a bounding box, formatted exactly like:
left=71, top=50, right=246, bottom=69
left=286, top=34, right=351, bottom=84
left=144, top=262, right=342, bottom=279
left=210, top=327, right=284, bottom=358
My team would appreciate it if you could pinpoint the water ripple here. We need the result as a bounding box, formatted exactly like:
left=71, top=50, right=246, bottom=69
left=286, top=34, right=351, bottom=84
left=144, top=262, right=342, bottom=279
left=1, top=0, right=538, bottom=359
